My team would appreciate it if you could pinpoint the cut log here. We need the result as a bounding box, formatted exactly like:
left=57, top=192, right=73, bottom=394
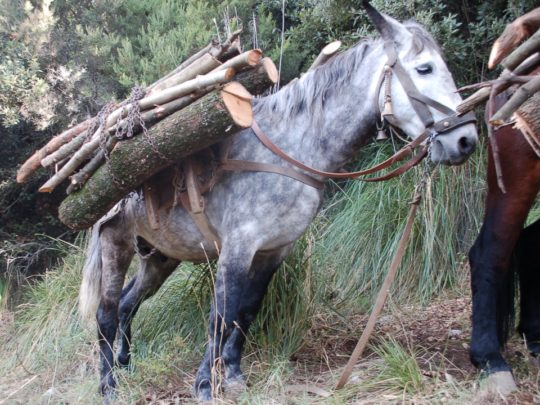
left=138, top=68, right=235, bottom=110
left=501, top=30, right=540, bottom=71
left=309, top=40, right=342, bottom=70
left=58, top=83, right=254, bottom=230
left=41, top=129, right=90, bottom=168
left=457, top=53, right=540, bottom=115
left=213, top=49, right=262, bottom=72
left=489, top=74, right=540, bottom=126
left=514, top=92, right=540, bottom=156
left=16, top=119, right=91, bottom=183
left=147, top=53, right=222, bottom=94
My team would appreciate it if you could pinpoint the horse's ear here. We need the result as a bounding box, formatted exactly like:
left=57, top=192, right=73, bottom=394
left=363, top=1, right=411, bottom=46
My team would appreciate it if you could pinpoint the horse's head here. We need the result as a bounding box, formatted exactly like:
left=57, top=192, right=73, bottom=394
left=365, top=1, right=478, bottom=165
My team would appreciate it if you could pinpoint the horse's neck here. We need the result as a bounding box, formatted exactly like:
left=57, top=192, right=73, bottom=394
left=254, top=45, right=382, bottom=172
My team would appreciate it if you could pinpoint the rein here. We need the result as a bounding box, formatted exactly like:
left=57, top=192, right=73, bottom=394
left=223, top=38, right=476, bottom=187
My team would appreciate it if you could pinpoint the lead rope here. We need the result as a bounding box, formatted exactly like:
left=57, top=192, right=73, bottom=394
left=335, top=140, right=435, bottom=390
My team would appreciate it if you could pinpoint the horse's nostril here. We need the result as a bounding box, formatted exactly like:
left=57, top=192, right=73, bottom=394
left=458, top=136, right=475, bottom=154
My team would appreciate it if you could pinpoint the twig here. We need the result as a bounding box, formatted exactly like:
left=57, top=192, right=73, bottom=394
left=490, top=75, right=540, bottom=126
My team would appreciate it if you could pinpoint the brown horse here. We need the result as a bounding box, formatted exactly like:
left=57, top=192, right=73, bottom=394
left=468, top=92, right=540, bottom=392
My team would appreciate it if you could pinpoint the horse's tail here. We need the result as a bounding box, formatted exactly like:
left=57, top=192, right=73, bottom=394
left=497, top=257, right=517, bottom=346
left=79, top=223, right=103, bottom=323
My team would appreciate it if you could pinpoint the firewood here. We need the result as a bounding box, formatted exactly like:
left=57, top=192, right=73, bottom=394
left=457, top=53, right=540, bottom=115
left=489, top=74, right=540, bottom=126
left=514, top=92, right=540, bottom=155
left=213, top=49, right=262, bottom=72
left=16, top=119, right=91, bottom=183
left=146, top=53, right=222, bottom=95
left=58, top=83, right=254, bottom=230
left=501, top=30, right=540, bottom=70
left=138, top=68, right=235, bottom=110
left=309, top=40, right=342, bottom=70
left=40, top=129, right=90, bottom=168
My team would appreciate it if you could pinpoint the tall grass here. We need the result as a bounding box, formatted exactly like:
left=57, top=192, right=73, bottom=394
left=314, top=140, right=487, bottom=311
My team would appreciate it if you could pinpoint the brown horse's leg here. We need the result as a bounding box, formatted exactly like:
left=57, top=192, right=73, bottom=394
left=117, top=240, right=179, bottom=367
left=96, top=221, right=134, bottom=396
left=516, top=218, right=540, bottom=357
left=469, top=134, right=540, bottom=374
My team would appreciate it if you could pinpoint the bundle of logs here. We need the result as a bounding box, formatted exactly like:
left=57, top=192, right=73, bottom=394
left=16, top=31, right=280, bottom=229
left=457, top=29, right=540, bottom=137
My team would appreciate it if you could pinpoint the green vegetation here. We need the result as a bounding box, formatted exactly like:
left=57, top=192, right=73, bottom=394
left=2, top=0, right=540, bottom=402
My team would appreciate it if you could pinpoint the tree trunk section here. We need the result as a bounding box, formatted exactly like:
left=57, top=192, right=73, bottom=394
left=58, top=84, right=252, bottom=230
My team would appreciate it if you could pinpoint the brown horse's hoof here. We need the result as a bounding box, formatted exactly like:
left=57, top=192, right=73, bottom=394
left=476, top=371, right=517, bottom=402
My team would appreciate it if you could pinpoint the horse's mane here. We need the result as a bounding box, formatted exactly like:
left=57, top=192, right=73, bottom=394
left=253, top=21, right=442, bottom=123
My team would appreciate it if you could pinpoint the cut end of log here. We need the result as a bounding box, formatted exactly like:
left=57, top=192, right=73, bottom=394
left=221, top=82, right=253, bottom=128
left=223, top=67, right=236, bottom=81
left=261, top=57, right=279, bottom=84
left=38, top=185, right=54, bottom=193
left=248, top=49, right=263, bottom=66
left=322, top=40, right=342, bottom=56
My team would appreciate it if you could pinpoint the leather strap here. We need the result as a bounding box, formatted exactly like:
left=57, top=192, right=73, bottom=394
left=221, top=159, right=325, bottom=189
left=250, top=120, right=429, bottom=180
left=180, top=157, right=220, bottom=250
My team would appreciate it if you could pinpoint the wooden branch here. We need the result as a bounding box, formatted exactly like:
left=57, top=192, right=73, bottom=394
left=58, top=84, right=254, bottom=229
left=147, top=53, right=222, bottom=95
left=66, top=149, right=106, bottom=194
left=16, top=119, right=91, bottom=183
left=501, top=29, right=540, bottom=71
left=147, top=42, right=217, bottom=91
left=309, top=40, right=342, bottom=70
left=40, top=129, right=90, bottom=168
left=212, top=49, right=262, bottom=72
left=138, top=68, right=235, bottom=110
left=457, top=53, right=540, bottom=115
left=39, top=129, right=105, bottom=193
left=489, top=74, right=540, bottom=126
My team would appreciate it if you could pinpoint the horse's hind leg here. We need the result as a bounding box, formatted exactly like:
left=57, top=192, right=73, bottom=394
left=97, top=222, right=134, bottom=396
left=516, top=218, right=540, bottom=360
left=117, top=239, right=180, bottom=367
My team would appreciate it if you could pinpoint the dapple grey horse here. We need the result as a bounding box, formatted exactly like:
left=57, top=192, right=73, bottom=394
left=79, top=4, right=478, bottom=401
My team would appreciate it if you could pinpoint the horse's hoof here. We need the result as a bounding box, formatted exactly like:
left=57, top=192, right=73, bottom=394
left=224, top=376, right=247, bottom=400
left=116, top=353, right=130, bottom=368
left=477, top=371, right=517, bottom=399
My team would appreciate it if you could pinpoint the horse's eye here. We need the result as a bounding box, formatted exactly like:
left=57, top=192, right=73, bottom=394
left=416, top=64, right=433, bottom=75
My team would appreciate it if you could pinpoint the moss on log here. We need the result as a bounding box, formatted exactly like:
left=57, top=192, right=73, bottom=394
left=59, top=89, right=243, bottom=229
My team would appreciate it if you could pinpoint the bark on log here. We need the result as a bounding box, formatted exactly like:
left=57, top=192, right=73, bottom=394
left=58, top=83, right=253, bottom=229
left=41, top=129, right=90, bottom=168
left=501, top=30, right=540, bottom=71
left=16, top=119, right=91, bottom=182
left=489, top=74, right=540, bottom=125
left=213, top=49, right=262, bottom=72
left=515, top=92, right=540, bottom=156
left=514, top=92, right=540, bottom=155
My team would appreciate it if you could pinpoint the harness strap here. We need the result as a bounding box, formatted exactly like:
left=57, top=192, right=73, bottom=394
left=221, top=159, right=325, bottom=189
left=179, top=157, right=221, bottom=250
left=250, top=120, right=428, bottom=180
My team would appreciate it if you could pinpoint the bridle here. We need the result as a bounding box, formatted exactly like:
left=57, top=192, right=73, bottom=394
left=222, top=37, right=477, bottom=188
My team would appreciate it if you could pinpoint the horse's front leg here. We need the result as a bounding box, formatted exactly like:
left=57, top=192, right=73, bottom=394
left=194, top=245, right=256, bottom=402
left=469, top=185, right=538, bottom=375
left=221, top=250, right=290, bottom=390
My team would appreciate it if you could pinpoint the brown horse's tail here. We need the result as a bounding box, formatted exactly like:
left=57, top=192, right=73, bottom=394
left=79, top=223, right=103, bottom=323
left=498, top=255, right=518, bottom=346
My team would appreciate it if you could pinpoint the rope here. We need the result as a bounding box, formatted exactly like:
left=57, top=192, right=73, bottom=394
left=335, top=161, right=434, bottom=390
